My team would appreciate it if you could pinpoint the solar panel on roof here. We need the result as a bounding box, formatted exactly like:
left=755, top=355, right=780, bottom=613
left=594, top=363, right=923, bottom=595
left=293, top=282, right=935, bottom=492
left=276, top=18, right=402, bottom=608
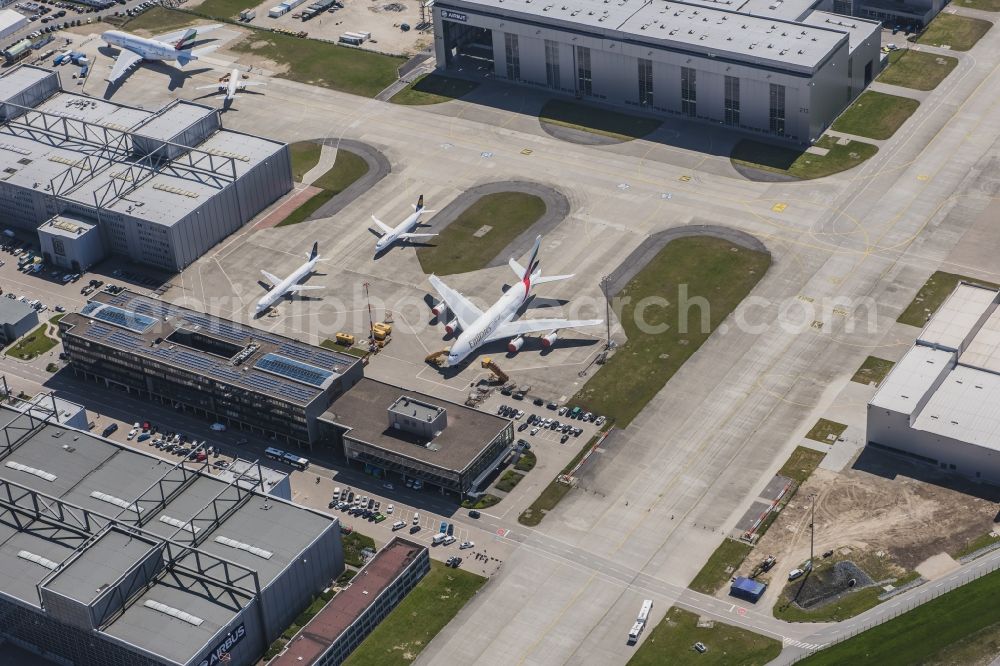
left=81, top=303, right=157, bottom=334
left=88, top=324, right=113, bottom=339
left=255, top=353, right=333, bottom=388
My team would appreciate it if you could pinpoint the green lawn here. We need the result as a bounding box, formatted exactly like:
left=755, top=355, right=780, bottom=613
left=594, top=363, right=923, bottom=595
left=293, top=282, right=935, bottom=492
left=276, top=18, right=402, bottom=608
left=731, top=135, right=879, bottom=180
left=122, top=6, right=197, bottom=32
left=186, top=0, right=250, bottom=20
left=571, top=236, right=770, bottom=427
left=320, top=339, right=369, bottom=358
left=231, top=31, right=404, bottom=97
left=514, top=450, right=537, bottom=472
left=341, top=531, right=376, bottom=568
left=922, top=619, right=1000, bottom=665
left=461, top=493, right=501, bottom=510
left=951, top=531, right=1000, bottom=559
left=629, top=607, right=781, bottom=666
left=688, top=539, right=754, bottom=595
left=878, top=49, right=959, bottom=91
left=495, top=470, right=524, bottom=493
left=416, top=192, right=547, bottom=275
left=917, top=13, right=993, bottom=51
left=778, top=446, right=827, bottom=484
left=277, top=149, right=368, bottom=227
left=540, top=99, right=661, bottom=141
left=390, top=73, right=479, bottom=105
left=799, top=569, right=1000, bottom=665
left=344, top=561, right=486, bottom=666
left=289, top=141, right=322, bottom=182
left=897, top=271, right=999, bottom=327
left=4, top=324, right=58, bottom=360
left=831, top=91, right=920, bottom=140
left=957, top=0, right=1000, bottom=10
left=518, top=478, right=572, bottom=526
left=851, top=356, right=896, bottom=386
left=804, top=419, right=846, bottom=445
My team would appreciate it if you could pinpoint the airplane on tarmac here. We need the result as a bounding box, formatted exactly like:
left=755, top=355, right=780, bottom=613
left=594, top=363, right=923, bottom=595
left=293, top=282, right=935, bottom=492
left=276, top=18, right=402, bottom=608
left=196, top=67, right=265, bottom=102
left=101, top=25, right=223, bottom=86
left=428, top=235, right=603, bottom=366
left=255, top=242, right=322, bottom=315
left=371, top=195, right=437, bottom=256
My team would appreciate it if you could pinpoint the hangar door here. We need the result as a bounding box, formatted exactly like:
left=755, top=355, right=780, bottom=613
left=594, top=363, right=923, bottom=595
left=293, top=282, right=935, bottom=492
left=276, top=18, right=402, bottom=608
left=441, top=14, right=493, bottom=68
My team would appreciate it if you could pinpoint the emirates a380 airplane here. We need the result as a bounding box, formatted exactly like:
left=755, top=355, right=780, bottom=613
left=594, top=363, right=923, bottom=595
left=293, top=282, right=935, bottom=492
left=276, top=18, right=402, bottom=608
left=428, top=235, right=603, bottom=366
left=101, top=24, right=222, bottom=86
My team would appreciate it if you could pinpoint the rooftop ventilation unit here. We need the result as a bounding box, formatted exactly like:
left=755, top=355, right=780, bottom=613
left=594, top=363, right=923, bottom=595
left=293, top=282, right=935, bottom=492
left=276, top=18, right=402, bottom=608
left=90, top=491, right=143, bottom=514
left=159, top=515, right=200, bottom=534
left=18, top=550, right=58, bottom=570
left=214, top=535, right=273, bottom=560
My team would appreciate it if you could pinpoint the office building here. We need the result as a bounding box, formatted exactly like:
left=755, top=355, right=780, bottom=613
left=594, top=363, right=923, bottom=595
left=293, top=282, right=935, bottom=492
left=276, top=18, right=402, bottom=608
left=0, top=402, right=344, bottom=666
left=0, top=65, right=292, bottom=271
left=318, top=378, right=514, bottom=497
left=868, top=282, right=1000, bottom=484
left=270, top=537, right=430, bottom=666
left=433, top=0, right=885, bottom=142
left=59, top=290, right=364, bottom=447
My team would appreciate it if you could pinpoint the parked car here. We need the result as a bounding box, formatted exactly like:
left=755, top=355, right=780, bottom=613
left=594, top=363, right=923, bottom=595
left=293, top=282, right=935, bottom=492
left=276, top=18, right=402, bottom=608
left=459, top=541, right=474, bottom=550
left=788, top=568, right=805, bottom=581
left=101, top=423, right=118, bottom=437
left=447, top=523, right=454, bottom=536
left=468, top=509, right=481, bottom=519
left=127, top=427, right=138, bottom=440
left=386, top=504, right=394, bottom=514
left=439, top=521, right=447, bottom=533
left=210, top=422, right=226, bottom=431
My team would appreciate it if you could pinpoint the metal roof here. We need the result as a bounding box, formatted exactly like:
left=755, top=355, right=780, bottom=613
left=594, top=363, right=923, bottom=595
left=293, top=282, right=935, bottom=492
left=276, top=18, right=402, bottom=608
left=0, top=298, right=36, bottom=326
left=959, top=305, right=1000, bottom=374
left=912, top=365, right=1000, bottom=452
left=870, top=344, right=952, bottom=417
left=442, top=0, right=860, bottom=71
left=0, top=64, right=52, bottom=103
left=917, top=282, right=996, bottom=351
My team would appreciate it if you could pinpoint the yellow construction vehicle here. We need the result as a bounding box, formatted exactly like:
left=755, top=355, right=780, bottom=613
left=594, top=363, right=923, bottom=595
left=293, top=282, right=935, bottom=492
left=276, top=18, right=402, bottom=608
left=481, top=357, right=509, bottom=384
left=335, top=332, right=355, bottom=346
left=425, top=350, right=448, bottom=366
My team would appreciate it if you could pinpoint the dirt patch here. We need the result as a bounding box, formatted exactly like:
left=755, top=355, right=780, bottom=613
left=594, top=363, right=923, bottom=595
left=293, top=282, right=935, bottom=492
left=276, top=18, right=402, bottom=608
left=916, top=552, right=960, bottom=580
left=737, top=451, right=1000, bottom=586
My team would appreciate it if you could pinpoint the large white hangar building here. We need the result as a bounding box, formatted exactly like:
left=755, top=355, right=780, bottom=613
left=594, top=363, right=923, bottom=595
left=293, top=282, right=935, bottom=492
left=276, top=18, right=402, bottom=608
left=433, top=0, right=882, bottom=142
left=868, top=283, right=1000, bottom=485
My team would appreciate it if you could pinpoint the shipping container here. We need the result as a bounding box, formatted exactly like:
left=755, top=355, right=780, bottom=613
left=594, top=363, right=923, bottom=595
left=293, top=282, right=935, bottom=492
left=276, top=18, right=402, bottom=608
left=730, top=576, right=767, bottom=603
left=268, top=5, right=288, bottom=16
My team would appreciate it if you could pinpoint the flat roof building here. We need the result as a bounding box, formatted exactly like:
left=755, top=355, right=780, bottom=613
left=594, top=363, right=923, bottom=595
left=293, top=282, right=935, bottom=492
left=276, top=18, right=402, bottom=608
left=868, top=282, right=1000, bottom=484
left=318, top=378, right=514, bottom=497
left=270, top=537, right=430, bottom=666
left=0, top=297, right=38, bottom=345
left=433, top=0, right=885, bottom=142
left=0, top=402, right=344, bottom=666
left=0, top=65, right=292, bottom=271
left=59, top=289, right=364, bottom=447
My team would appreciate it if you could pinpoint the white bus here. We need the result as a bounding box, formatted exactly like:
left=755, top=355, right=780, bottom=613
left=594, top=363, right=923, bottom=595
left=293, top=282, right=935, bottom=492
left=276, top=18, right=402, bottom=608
left=263, top=447, right=310, bottom=471
left=627, top=600, right=653, bottom=645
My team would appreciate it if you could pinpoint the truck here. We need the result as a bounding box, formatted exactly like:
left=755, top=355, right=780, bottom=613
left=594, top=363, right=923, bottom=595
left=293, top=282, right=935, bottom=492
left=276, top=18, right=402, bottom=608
left=431, top=533, right=447, bottom=545
left=239, top=8, right=256, bottom=20
left=627, top=600, right=653, bottom=645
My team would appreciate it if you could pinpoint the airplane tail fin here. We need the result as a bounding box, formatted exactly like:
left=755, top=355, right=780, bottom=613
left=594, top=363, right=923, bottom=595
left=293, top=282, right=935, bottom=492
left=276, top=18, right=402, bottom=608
left=174, top=28, right=197, bottom=50
left=308, top=242, right=319, bottom=261
left=413, top=195, right=424, bottom=211
left=524, top=235, right=542, bottom=281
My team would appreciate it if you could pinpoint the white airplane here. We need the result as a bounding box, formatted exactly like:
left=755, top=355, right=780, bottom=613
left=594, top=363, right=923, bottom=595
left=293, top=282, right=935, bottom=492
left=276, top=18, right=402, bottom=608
left=371, top=195, right=437, bottom=255
left=101, top=25, right=222, bottom=86
left=196, top=67, right=265, bottom=102
left=428, top=235, right=603, bottom=366
left=255, top=242, right=323, bottom=315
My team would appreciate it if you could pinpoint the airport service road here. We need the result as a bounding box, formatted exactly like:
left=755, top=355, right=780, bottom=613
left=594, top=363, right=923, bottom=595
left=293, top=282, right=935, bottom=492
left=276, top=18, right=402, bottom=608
left=51, top=20, right=1000, bottom=662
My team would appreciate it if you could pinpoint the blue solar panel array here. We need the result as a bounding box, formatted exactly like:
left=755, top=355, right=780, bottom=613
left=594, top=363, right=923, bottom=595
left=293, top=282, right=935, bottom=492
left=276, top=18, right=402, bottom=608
left=81, top=303, right=157, bottom=334
left=255, top=353, right=333, bottom=388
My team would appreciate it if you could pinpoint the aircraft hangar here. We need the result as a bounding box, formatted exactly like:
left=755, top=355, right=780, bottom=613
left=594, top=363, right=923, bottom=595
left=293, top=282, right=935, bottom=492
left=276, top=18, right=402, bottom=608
left=432, top=0, right=884, bottom=143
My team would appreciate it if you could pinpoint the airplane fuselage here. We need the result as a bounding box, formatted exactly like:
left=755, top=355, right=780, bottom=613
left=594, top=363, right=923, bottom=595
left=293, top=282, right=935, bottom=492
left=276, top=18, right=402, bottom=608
left=448, top=279, right=531, bottom=365
left=102, top=31, right=185, bottom=62
left=255, top=257, right=318, bottom=314
left=375, top=208, right=426, bottom=254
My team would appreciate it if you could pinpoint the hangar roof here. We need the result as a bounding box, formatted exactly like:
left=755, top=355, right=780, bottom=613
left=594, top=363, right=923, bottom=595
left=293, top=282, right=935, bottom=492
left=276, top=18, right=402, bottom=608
left=917, top=282, right=996, bottom=351
left=870, top=344, right=952, bottom=417
left=912, top=364, right=1000, bottom=452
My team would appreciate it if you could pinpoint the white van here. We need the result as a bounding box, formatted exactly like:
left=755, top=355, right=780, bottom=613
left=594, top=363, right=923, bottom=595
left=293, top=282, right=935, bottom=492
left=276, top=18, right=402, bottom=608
left=412, top=512, right=419, bottom=525
left=392, top=520, right=406, bottom=531
left=443, top=535, right=456, bottom=546
left=333, top=487, right=342, bottom=500
left=432, top=533, right=447, bottom=546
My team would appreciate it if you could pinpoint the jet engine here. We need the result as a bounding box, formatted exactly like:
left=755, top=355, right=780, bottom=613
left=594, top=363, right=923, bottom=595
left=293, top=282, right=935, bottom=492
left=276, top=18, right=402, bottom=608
left=445, top=318, right=459, bottom=335
left=431, top=301, right=446, bottom=317
left=508, top=336, right=525, bottom=353
left=541, top=331, right=559, bottom=348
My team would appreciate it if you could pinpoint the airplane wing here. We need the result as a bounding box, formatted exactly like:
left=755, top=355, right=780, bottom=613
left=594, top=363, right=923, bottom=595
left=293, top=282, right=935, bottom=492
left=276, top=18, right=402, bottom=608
left=428, top=275, right=484, bottom=328
left=484, top=318, right=603, bottom=344
left=241, top=81, right=266, bottom=87
left=400, top=233, right=437, bottom=239
left=154, top=24, right=224, bottom=44
left=261, top=270, right=281, bottom=286
left=196, top=84, right=223, bottom=90
left=288, top=285, right=322, bottom=291
left=106, top=49, right=143, bottom=85
left=370, top=216, right=394, bottom=236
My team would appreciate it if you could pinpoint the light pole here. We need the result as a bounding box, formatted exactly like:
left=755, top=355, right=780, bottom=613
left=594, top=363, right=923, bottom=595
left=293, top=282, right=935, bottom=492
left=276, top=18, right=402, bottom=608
left=808, top=493, right=816, bottom=572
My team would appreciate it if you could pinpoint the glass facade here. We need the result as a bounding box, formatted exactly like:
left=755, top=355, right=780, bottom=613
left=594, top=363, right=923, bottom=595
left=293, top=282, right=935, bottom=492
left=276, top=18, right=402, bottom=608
left=724, top=75, right=740, bottom=126
left=576, top=46, right=592, bottom=96
left=681, top=67, right=696, bottom=117
left=545, top=40, right=560, bottom=89
left=638, top=58, right=653, bottom=107
left=504, top=33, right=520, bottom=80
left=769, top=83, right=786, bottom=136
